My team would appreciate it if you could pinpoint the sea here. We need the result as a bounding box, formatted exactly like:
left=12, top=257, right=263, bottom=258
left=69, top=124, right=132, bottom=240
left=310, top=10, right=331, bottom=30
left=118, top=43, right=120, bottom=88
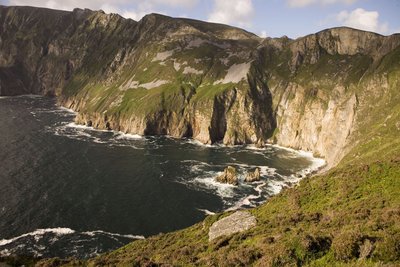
left=0, top=95, right=325, bottom=259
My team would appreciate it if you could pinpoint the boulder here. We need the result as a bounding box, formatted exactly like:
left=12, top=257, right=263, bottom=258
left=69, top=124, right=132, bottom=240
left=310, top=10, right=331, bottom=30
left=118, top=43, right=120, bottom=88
left=208, top=210, right=257, bottom=241
left=216, top=166, right=238, bottom=185
left=245, top=167, right=260, bottom=182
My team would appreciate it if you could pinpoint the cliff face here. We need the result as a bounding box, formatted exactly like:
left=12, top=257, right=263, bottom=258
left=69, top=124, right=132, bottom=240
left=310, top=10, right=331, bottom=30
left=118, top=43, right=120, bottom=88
left=1, top=5, right=400, bottom=167
left=260, top=29, right=400, bottom=167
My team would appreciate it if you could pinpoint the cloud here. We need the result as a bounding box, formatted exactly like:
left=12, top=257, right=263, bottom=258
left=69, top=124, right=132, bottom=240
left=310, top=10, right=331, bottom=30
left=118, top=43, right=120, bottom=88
left=260, top=30, right=267, bottom=38
left=7, top=0, right=199, bottom=20
left=336, top=8, right=388, bottom=34
left=208, top=0, right=254, bottom=27
left=287, top=0, right=357, bottom=8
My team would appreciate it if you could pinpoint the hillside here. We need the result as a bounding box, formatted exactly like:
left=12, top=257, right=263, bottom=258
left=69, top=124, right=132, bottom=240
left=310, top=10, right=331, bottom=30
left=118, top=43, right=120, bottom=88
left=0, top=5, right=399, bottom=266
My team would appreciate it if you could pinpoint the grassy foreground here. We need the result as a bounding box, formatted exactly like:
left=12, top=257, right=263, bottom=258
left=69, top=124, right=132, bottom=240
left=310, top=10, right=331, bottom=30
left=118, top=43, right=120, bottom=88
left=24, top=140, right=398, bottom=266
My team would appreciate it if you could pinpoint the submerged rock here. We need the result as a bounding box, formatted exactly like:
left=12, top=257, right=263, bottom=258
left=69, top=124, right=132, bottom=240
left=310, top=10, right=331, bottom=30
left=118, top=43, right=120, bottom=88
left=215, top=166, right=238, bottom=185
left=245, top=167, right=261, bottom=182
left=208, top=210, right=257, bottom=241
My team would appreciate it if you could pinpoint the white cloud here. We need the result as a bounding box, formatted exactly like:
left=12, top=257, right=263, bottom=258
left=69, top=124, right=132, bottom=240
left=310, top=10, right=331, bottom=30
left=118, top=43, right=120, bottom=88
left=287, top=0, right=357, bottom=8
left=336, top=8, right=388, bottom=34
left=260, top=30, right=267, bottom=38
left=151, top=0, right=198, bottom=8
left=208, top=0, right=254, bottom=27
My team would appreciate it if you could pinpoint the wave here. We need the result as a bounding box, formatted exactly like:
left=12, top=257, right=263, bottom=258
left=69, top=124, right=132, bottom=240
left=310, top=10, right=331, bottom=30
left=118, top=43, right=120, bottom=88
left=81, top=230, right=144, bottom=240
left=114, top=132, right=143, bottom=140
left=0, top=228, right=75, bottom=246
left=57, top=106, right=77, bottom=114
left=197, top=209, right=216, bottom=215
left=184, top=138, right=224, bottom=148
left=226, top=181, right=267, bottom=211
left=0, top=228, right=144, bottom=258
left=193, top=175, right=237, bottom=199
left=65, top=122, right=110, bottom=133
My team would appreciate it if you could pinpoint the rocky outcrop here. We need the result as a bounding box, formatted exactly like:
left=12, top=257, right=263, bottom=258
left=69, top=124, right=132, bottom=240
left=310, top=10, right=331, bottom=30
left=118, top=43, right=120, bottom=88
left=208, top=210, right=257, bottom=241
left=263, top=28, right=400, bottom=167
left=215, top=166, right=238, bottom=185
left=1, top=5, right=400, bottom=167
left=245, top=168, right=260, bottom=182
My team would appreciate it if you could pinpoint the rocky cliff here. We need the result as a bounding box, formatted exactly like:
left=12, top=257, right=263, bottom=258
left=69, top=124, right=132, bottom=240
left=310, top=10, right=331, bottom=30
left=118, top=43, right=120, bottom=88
left=1, top=5, right=400, bottom=167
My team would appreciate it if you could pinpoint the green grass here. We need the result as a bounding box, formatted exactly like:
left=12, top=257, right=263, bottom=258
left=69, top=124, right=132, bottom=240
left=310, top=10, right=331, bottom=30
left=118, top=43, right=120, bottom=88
left=66, top=150, right=398, bottom=266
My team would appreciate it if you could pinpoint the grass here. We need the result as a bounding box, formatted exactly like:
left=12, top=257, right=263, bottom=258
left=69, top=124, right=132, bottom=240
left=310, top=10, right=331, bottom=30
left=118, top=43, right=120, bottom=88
left=63, top=150, right=397, bottom=266
left=67, top=40, right=400, bottom=267
left=2, top=6, right=400, bottom=265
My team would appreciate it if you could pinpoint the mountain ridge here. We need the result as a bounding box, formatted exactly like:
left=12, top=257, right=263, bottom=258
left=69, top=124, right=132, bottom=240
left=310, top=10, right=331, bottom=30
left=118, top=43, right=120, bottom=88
left=0, top=5, right=399, bottom=266
left=1, top=5, right=399, bottom=166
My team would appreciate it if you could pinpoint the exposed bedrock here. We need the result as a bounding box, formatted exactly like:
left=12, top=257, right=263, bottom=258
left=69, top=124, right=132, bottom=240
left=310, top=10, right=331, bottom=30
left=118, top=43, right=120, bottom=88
left=1, top=5, right=400, bottom=167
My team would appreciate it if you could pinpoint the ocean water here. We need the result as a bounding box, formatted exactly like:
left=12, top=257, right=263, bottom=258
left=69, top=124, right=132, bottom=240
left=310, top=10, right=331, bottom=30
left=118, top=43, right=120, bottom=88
left=0, top=95, right=325, bottom=259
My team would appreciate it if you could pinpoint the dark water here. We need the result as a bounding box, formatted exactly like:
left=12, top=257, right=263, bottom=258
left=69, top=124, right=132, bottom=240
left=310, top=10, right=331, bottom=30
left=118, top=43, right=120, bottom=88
left=0, top=95, right=324, bottom=259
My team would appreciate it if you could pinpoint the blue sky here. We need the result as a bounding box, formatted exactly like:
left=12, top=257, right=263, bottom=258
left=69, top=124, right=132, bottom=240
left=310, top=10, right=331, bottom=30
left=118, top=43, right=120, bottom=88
left=2, top=0, right=399, bottom=38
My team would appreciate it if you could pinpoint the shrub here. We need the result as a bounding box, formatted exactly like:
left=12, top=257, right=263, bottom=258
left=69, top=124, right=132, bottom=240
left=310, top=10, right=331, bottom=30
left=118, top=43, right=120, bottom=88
left=331, top=229, right=362, bottom=261
left=372, top=231, right=400, bottom=262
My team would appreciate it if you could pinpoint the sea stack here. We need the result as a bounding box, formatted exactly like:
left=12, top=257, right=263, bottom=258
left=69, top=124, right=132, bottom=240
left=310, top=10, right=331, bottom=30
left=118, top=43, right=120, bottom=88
left=216, top=166, right=238, bottom=185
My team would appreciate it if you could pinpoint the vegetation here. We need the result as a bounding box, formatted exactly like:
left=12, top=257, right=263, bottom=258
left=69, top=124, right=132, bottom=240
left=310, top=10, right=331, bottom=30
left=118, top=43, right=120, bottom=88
left=1, top=6, right=399, bottom=266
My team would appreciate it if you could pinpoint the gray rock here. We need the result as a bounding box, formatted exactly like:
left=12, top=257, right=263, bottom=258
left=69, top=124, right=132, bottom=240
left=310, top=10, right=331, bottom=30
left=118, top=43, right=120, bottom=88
left=208, top=210, right=257, bottom=241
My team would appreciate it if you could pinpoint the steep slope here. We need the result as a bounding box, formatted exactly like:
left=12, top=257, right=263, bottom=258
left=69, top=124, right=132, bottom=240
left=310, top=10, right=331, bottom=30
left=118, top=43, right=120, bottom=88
left=261, top=28, right=400, bottom=167
left=0, top=6, right=399, bottom=265
left=33, top=37, right=400, bottom=266
left=75, top=41, right=400, bottom=266
left=60, top=12, right=274, bottom=146
left=1, top=6, right=399, bottom=167
left=0, top=6, right=137, bottom=96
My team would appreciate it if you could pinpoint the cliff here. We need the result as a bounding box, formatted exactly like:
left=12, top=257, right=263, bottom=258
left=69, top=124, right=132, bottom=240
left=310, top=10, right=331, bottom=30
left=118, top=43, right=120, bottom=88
left=1, top=5, right=400, bottom=168
left=1, top=5, right=400, bottom=267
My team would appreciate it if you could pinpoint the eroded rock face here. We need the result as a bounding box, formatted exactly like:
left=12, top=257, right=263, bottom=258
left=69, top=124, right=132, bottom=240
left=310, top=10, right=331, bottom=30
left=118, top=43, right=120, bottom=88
left=1, top=6, right=400, bottom=167
left=245, top=167, right=260, bottom=183
left=216, top=166, right=238, bottom=185
left=208, top=210, right=257, bottom=241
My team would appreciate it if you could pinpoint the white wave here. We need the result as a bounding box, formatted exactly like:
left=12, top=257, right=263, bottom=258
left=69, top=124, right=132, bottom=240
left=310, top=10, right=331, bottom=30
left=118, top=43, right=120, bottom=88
left=115, top=132, right=143, bottom=140
left=267, top=180, right=286, bottom=195
left=0, top=228, right=75, bottom=246
left=244, top=144, right=273, bottom=152
left=184, top=139, right=225, bottom=148
left=66, top=122, right=95, bottom=130
left=181, top=160, right=211, bottom=165
left=193, top=176, right=236, bottom=199
left=197, top=209, right=216, bottom=215
left=57, top=106, right=77, bottom=114
left=0, top=228, right=144, bottom=249
left=259, top=166, right=277, bottom=176
left=81, top=230, right=144, bottom=240
left=270, top=144, right=326, bottom=172
left=226, top=181, right=267, bottom=211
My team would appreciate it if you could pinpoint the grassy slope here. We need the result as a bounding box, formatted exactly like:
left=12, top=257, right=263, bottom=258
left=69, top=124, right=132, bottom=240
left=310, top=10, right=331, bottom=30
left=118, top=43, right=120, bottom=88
left=70, top=148, right=398, bottom=267
left=77, top=44, right=400, bottom=267
left=29, top=55, right=398, bottom=267
left=30, top=34, right=400, bottom=267
left=1, top=7, right=399, bottom=264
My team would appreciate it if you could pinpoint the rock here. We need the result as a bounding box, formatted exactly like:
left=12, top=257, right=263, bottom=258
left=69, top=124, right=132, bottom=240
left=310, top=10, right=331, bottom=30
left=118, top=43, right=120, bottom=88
left=1, top=5, right=400, bottom=169
left=245, top=167, right=261, bottom=182
left=208, top=210, right=257, bottom=241
left=359, top=239, right=374, bottom=259
left=215, top=166, right=238, bottom=185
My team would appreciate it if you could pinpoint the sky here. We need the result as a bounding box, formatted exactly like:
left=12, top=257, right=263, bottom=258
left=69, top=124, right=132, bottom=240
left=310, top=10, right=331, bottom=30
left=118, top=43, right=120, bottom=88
left=1, top=0, right=399, bottom=38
